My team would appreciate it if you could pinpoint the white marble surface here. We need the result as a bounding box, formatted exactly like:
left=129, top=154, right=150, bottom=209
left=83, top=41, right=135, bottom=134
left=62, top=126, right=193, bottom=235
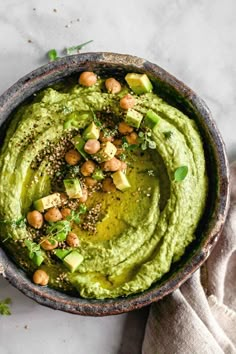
left=0, top=0, right=236, bottom=353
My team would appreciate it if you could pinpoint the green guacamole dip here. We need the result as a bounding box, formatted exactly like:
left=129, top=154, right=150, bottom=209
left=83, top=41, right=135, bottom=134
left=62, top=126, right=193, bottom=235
left=0, top=72, right=207, bottom=299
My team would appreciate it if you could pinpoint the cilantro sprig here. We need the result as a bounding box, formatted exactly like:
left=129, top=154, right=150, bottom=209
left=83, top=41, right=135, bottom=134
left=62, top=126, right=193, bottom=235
left=0, top=298, right=12, bottom=316
left=66, top=40, right=93, bottom=55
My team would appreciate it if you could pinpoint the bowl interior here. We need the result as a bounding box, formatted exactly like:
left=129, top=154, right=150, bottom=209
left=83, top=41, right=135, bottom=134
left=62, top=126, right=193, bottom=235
left=0, top=53, right=230, bottom=315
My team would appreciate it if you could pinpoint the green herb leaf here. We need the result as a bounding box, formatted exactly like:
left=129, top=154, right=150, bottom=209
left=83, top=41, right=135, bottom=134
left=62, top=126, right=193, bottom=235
left=14, top=217, right=26, bottom=228
left=126, top=144, right=139, bottom=151
left=0, top=298, right=12, bottom=316
left=138, top=129, right=156, bottom=151
left=24, top=239, right=43, bottom=260
left=138, top=131, right=144, bottom=138
left=122, top=142, right=129, bottom=150
left=66, top=40, right=93, bottom=55
left=148, top=140, right=156, bottom=149
left=79, top=204, right=87, bottom=214
left=141, top=142, right=147, bottom=150
left=48, top=49, right=58, bottom=61
left=147, top=170, right=155, bottom=176
left=164, top=131, right=173, bottom=139
left=174, top=166, right=188, bottom=182
left=0, top=217, right=26, bottom=229
left=66, top=205, right=87, bottom=224
left=46, top=220, right=71, bottom=241
left=119, top=153, right=127, bottom=161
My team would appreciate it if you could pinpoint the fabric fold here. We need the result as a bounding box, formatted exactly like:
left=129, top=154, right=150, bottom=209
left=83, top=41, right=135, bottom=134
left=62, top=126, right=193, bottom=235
left=142, top=162, right=236, bottom=354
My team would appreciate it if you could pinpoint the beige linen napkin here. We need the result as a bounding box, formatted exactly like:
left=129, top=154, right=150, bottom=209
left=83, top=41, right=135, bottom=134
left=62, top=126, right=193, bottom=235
left=142, top=162, right=236, bottom=354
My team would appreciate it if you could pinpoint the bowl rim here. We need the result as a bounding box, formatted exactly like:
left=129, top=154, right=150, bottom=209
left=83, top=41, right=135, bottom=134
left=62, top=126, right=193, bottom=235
left=0, top=52, right=230, bottom=316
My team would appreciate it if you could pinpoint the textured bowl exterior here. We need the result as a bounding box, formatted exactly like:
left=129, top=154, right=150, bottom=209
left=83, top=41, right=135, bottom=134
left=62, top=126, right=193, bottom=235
left=0, top=53, right=230, bottom=316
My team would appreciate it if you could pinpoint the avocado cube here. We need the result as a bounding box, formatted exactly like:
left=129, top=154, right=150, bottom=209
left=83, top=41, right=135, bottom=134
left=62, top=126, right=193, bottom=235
left=92, top=169, right=105, bottom=181
left=32, top=253, right=44, bottom=266
left=64, top=112, right=80, bottom=130
left=144, top=110, right=160, bottom=129
left=112, top=171, right=131, bottom=191
left=34, top=193, right=61, bottom=212
left=54, top=248, right=71, bottom=260
left=64, top=111, right=93, bottom=130
left=95, top=142, right=117, bottom=162
left=64, top=179, right=83, bottom=199
left=124, top=109, right=143, bottom=129
left=73, top=135, right=89, bottom=160
left=83, top=122, right=100, bottom=140
left=125, top=73, right=153, bottom=94
left=63, top=251, right=84, bottom=272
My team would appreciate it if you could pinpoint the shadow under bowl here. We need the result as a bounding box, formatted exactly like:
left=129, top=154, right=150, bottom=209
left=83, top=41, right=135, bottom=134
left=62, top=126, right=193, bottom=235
left=0, top=52, right=230, bottom=316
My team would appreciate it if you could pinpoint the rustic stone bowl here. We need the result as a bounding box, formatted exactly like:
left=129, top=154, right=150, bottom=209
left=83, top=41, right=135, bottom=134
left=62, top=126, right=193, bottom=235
left=0, top=53, right=230, bottom=316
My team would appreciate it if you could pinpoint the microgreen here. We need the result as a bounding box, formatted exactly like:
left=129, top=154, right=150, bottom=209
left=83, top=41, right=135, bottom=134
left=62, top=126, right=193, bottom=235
left=119, top=153, right=127, bottom=161
left=66, top=205, right=87, bottom=224
left=147, top=170, right=155, bottom=177
left=102, top=127, right=118, bottom=138
left=138, top=130, right=156, bottom=150
left=48, top=49, right=59, bottom=61
left=45, top=205, right=87, bottom=242
left=174, top=166, right=188, bottom=182
left=65, top=40, right=93, bottom=55
left=24, top=239, right=44, bottom=260
left=121, top=137, right=138, bottom=152
left=0, top=217, right=26, bottom=229
left=46, top=220, right=71, bottom=242
left=0, top=298, right=12, bottom=316
left=121, top=137, right=138, bottom=161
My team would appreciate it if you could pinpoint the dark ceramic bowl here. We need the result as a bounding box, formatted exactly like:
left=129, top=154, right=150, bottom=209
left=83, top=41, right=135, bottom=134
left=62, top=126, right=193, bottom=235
left=0, top=53, right=230, bottom=316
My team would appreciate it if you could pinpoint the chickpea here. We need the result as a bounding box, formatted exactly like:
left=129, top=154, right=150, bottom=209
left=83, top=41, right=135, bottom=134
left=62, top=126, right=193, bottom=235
left=126, top=132, right=139, bottom=145
left=120, top=94, right=135, bottom=110
left=66, top=232, right=80, bottom=247
left=99, top=131, right=114, bottom=143
left=81, top=160, right=96, bottom=176
left=61, top=208, right=71, bottom=219
left=84, top=177, right=98, bottom=188
left=79, top=71, right=97, bottom=87
left=105, top=78, right=121, bottom=94
left=44, top=207, right=62, bottom=223
left=41, top=238, right=58, bottom=251
left=79, top=187, right=88, bottom=203
left=119, top=161, right=127, bottom=171
left=101, top=157, right=121, bottom=172
left=113, top=139, right=122, bottom=147
left=60, top=193, right=68, bottom=206
left=27, top=210, right=44, bottom=229
left=65, top=149, right=81, bottom=165
left=33, top=269, right=49, bottom=286
left=84, top=139, right=100, bottom=154
left=118, top=121, right=134, bottom=135
left=102, top=177, right=116, bottom=192
left=115, top=147, right=124, bottom=156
